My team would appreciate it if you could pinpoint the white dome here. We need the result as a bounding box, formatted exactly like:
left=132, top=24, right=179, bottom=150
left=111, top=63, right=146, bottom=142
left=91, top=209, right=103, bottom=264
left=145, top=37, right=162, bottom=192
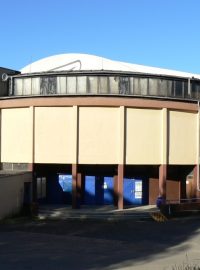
left=20, top=53, right=200, bottom=79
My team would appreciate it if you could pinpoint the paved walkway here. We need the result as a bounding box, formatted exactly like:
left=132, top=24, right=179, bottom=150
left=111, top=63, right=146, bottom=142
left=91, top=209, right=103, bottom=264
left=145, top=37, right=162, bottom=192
left=38, top=204, right=158, bottom=220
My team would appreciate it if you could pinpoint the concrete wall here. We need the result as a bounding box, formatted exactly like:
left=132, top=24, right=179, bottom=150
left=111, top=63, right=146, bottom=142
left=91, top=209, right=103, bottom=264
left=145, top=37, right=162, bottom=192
left=79, top=107, right=120, bottom=164
left=1, top=108, right=33, bottom=163
left=0, top=99, right=198, bottom=166
left=126, top=108, right=162, bottom=164
left=0, top=172, right=32, bottom=220
left=35, top=107, right=76, bottom=163
left=169, top=110, right=197, bottom=164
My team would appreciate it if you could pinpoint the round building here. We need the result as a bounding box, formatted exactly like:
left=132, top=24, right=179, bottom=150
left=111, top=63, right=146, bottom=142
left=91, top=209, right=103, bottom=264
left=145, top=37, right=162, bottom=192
left=1, top=53, right=200, bottom=210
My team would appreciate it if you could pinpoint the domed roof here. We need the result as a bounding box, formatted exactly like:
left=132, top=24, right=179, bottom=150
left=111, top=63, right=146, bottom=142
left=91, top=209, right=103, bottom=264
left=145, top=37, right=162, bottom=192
left=20, top=53, right=200, bottom=79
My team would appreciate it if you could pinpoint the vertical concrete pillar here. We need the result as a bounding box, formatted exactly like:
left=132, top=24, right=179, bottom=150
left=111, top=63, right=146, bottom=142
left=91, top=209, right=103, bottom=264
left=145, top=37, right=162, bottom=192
left=80, top=174, right=85, bottom=204
left=193, top=165, right=200, bottom=199
left=157, top=108, right=168, bottom=204
left=117, top=164, right=124, bottom=209
left=72, top=105, right=80, bottom=208
left=113, top=175, right=118, bottom=206
left=77, top=172, right=82, bottom=207
left=159, top=164, right=167, bottom=199
left=72, top=163, right=78, bottom=209
left=72, top=106, right=78, bottom=164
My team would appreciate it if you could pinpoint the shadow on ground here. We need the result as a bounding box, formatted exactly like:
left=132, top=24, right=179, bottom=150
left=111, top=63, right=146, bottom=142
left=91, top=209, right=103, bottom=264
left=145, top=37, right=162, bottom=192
left=0, top=217, right=200, bottom=269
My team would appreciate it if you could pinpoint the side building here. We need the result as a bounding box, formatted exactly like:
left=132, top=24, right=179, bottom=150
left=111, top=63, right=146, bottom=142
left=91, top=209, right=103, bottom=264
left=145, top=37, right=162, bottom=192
left=0, top=67, right=32, bottom=219
left=0, top=54, right=200, bottom=217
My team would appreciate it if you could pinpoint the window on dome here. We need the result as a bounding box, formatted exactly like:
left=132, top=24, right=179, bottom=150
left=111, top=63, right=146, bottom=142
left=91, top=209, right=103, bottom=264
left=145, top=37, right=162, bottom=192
left=129, top=77, right=134, bottom=94
left=139, top=78, right=148, bottom=95
left=109, top=77, right=119, bottom=94
left=131, top=77, right=148, bottom=95
left=183, top=81, right=189, bottom=98
left=40, top=77, right=57, bottom=95
left=99, top=77, right=108, bottom=94
left=166, top=80, right=173, bottom=97
left=132, top=78, right=141, bottom=95
left=14, top=78, right=23, bottom=95
left=57, top=77, right=67, bottom=94
left=191, top=81, right=200, bottom=99
left=158, top=79, right=168, bottom=96
left=67, top=77, right=76, bottom=94
left=23, top=78, right=32, bottom=95
left=149, top=78, right=159, bottom=96
left=77, top=76, right=87, bottom=94
left=119, top=77, right=129, bottom=95
left=32, top=77, right=40, bottom=95
left=88, top=76, right=98, bottom=94
left=174, top=80, right=183, bottom=98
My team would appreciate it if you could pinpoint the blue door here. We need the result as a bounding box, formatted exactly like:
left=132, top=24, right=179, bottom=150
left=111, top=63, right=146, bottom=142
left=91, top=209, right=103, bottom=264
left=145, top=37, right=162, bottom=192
left=84, top=176, right=96, bottom=205
left=103, top=177, right=114, bottom=204
left=123, top=178, right=142, bottom=205
left=84, top=176, right=114, bottom=205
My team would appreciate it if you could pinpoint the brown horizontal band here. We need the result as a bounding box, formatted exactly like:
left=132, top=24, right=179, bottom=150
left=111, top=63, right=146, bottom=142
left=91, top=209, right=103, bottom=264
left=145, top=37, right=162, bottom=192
left=0, top=96, right=198, bottom=112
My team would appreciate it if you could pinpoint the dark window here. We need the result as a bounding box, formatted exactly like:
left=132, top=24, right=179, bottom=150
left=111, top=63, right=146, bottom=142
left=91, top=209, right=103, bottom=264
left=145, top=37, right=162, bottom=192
left=191, top=81, right=200, bottom=99
left=174, top=80, right=183, bottom=98
left=119, top=77, right=129, bottom=95
left=40, top=77, right=57, bottom=95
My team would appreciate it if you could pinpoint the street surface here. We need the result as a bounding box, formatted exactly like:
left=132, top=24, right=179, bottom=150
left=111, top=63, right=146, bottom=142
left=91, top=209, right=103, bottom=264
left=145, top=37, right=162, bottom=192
left=0, top=217, right=200, bottom=269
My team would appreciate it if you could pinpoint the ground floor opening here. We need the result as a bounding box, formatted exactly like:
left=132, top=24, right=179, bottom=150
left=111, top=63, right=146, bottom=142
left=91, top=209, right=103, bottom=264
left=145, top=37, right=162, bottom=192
left=33, top=164, right=195, bottom=209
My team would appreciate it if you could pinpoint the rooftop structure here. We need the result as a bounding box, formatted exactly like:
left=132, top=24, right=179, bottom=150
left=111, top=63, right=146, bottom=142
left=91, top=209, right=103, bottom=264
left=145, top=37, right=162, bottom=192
left=2, top=54, right=200, bottom=101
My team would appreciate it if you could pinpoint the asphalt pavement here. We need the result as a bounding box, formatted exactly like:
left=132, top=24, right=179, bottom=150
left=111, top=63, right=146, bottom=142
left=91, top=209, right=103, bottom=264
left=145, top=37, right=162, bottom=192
left=0, top=216, right=200, bottom=270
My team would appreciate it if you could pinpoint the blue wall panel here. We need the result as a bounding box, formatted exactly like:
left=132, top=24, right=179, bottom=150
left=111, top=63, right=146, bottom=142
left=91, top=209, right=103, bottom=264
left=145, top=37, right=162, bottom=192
left=84, top=176, right=96, bottom=205
left=103, top=177, right=114, bottom=204
left=84, top=176, right=114, bottom=205
left=123, top=178, right=143, bottom=205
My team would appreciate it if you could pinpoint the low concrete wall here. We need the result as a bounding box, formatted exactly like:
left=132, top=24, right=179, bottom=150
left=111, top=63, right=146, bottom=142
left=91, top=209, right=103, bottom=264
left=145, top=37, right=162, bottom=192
left=0, top=172, right=32, bottom=220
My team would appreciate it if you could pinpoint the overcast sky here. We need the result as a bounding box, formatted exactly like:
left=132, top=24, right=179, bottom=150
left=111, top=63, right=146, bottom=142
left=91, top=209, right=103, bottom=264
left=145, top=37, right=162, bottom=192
left=1, top=0, right=200, bottom=73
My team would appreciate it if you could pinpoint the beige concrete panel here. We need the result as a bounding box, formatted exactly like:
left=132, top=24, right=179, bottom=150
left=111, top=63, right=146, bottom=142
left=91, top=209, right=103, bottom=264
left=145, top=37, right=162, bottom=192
left=35, top=107, right=75, bottom=163
left=169, top=110, right=197, bottom=164
left=79, top=107, right=120, bottom=164
left=1, top=108, right=33, bottom=163
left=126, top=108, right=162, bottom=164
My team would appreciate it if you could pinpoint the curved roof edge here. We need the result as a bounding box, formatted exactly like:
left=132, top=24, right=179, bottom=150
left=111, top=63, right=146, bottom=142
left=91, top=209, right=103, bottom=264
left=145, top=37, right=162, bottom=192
left=20, top=53, right=200, bottom=79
